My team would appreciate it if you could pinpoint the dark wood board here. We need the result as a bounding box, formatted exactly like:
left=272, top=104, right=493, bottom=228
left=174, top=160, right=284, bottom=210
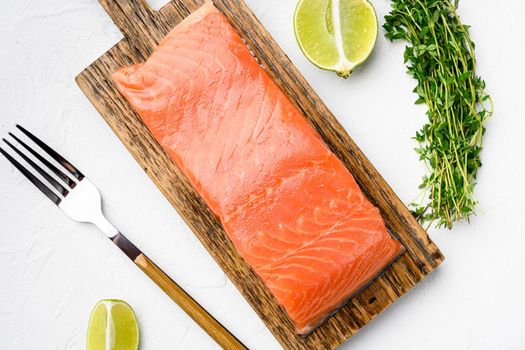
left=75, top=0, right=445, bottom=349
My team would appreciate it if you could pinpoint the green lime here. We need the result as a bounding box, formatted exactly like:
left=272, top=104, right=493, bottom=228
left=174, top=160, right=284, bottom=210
left=86, top=299, right=139, bottom=350
left=294, top=0, right=378, bottom=78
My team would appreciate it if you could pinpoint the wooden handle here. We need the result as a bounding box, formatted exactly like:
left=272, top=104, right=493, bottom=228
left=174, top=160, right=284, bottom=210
left=134, top=253, right=247, bottom=350
left=98, top=0, right=162, bottom=56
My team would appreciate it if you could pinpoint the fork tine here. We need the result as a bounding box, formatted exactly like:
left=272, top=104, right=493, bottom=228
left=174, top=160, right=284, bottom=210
left=3, top=139, right=69, bottom=197
left=16, top=125, right=84, bottom=181
left=9, top=132, right=77, bottom=189
left=0, top=147, right=61, bottom=205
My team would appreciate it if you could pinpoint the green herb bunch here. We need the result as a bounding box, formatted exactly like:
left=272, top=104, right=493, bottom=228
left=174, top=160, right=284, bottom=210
left=384, top=0, right=493, bottom=229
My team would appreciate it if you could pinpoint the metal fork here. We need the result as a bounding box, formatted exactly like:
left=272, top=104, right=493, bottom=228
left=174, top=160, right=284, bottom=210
left=0, top=125, right=246, bottom=350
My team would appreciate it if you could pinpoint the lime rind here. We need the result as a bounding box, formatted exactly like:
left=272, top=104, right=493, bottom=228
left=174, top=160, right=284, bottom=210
left=294, top=0, right=378, bottom=78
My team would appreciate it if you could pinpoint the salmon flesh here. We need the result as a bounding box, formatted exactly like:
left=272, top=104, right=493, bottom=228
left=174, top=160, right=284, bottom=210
left=113, top=1, right=404, bottom=334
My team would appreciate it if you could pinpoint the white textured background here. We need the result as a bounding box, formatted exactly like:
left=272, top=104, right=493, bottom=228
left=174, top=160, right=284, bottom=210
left=1, top=0, right=524, bottom=349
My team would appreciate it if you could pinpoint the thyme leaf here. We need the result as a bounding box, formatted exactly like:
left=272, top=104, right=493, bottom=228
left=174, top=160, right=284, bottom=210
left=384, top=0, right=493, bottom=229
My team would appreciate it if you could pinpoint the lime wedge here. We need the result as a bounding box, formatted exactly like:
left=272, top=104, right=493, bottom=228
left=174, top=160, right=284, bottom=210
left=294, top=0, right=378, bottom=77
left=86, top=299, right=139, bottom=350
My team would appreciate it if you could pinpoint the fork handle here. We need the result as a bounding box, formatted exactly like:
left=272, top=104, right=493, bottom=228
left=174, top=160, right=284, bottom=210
left=111, top=234, right=247, bottom=350
left=134, top=254, right=247, bottom=349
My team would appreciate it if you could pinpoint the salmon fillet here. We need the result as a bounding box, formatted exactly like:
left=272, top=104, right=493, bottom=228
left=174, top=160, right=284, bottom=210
left=113, top=1, right=403, bottom=334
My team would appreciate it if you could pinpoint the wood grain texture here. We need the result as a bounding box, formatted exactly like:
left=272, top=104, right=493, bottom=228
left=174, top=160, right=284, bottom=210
left=135, top=253, right=247, bottom=349
left=75, top=0, right=444, bottom=348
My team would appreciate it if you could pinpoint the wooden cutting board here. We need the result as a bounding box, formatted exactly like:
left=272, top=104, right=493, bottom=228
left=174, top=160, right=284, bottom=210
left=76, top=0, right=444, bottom=348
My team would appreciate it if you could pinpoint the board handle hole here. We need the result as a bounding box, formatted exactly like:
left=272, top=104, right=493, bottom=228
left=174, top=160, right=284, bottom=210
left=145, top=0, right=170, bottom=11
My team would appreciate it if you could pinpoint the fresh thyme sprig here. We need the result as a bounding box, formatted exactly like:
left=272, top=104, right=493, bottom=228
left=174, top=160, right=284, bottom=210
left=384, top=0, right=493, bottom=229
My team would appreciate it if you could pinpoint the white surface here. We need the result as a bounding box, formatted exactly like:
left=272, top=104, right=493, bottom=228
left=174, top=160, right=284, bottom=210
left=0, top=0, right=524, bottom=349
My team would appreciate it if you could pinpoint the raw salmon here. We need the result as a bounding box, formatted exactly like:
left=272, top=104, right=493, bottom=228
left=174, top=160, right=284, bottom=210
left=113, top=1, right=403, bottom=334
